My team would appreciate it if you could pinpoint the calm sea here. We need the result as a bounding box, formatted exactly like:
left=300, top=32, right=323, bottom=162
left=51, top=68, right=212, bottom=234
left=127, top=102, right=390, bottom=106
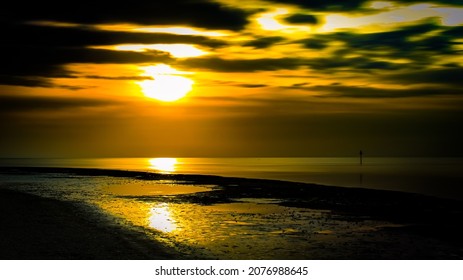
left=1, top=157, right=462, bottom=200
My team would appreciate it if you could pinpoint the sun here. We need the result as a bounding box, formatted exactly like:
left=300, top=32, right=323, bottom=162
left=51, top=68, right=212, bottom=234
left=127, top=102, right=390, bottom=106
left=138, top=65, right=193, bottom=102
left=139, top=76, right=193, bottom=102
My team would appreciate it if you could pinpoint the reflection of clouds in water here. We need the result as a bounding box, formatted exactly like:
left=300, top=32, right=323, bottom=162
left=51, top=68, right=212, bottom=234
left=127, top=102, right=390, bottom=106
left=149, top=203, right=176, bottom=233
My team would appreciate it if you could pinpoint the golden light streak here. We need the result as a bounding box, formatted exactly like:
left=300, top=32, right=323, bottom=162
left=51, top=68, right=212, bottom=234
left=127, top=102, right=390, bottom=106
left=135, top=26, right=229, bottom=37
left=27, top=20, right=83, bottom=28
left=147, top=44, right=207, bottom=57
left=94, top=23, right=229, bottom=37
left=93, top=44, right=207, bottom=58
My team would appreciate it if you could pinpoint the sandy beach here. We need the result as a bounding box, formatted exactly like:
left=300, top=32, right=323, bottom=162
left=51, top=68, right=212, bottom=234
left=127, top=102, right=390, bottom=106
left=1, top=167, right=462, bottom=259
left=0, top=188, right=180, bottom=259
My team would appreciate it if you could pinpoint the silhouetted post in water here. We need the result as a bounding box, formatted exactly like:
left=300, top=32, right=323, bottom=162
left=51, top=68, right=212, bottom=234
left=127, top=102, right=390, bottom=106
left=359, top=150, right=363, bottom=165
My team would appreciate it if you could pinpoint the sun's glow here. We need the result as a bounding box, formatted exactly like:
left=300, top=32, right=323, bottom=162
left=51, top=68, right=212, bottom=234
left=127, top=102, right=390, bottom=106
left=148, top=158, right=178, bottom=173
left=138, top=65, right=193, bottom=102
left=256, top=8, right=290, bottom=31
left=147, top=44, right=207, bottom=58
left=149, top=203, right=177, bottom=233
left=144, top=64, right=181, bottom=76
left=111, top=44, right=207, bottom=58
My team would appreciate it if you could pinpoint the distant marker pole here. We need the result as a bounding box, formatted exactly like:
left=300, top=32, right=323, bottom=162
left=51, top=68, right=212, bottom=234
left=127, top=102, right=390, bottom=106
left=359, top=150, right=363, bottom=165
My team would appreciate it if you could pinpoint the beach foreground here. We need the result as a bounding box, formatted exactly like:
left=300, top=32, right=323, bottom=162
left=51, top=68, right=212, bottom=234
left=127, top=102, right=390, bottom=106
left=0, top=189, right=180, bottom=259
left=1, top=167, right=462, bottom=259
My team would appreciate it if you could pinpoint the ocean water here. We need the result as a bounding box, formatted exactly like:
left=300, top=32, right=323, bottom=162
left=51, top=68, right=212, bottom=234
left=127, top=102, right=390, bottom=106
left=1, top=157, right=463, bottom=200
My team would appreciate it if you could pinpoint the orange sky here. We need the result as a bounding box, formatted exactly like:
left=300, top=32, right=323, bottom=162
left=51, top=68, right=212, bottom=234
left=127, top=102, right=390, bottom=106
left=1, top=0, right=463, bottom=157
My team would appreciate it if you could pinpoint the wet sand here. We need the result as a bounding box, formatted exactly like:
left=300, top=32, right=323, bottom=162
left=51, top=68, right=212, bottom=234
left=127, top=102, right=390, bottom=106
left=0, top=188, right=180, bottom=259
left=1, top=167, right=463, bottom=259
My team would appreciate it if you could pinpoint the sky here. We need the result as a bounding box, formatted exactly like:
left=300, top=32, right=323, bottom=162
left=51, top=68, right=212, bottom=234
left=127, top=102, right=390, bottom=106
left=1, top=0, right=463, bottom=157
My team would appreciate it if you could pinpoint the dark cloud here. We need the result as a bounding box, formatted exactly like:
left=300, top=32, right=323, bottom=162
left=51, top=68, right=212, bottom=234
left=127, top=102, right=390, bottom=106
left=237, top=84, right=268, bottom=88
left=298, top=38, right=328, bottom=49
left=292, top=82, right=310, bottom=87
left=387, top=67, right=463, bottom=87
left=306, top=56, right=401, bottom=71
left=176, top=22, right=457, bottom=74
left=178, top=57, right=303, bottom=72
left=178, top=55, right=403, bottom=73
left=0, top=58, right=74, bottom=88
left=83, top=75, right=153, bottom=81
left=298, top=20, right=451, bottom=53
left=54, top=48, right=171, bottom=64
left=3, top=2, right=462, bottom=88
left=284, top=14, right=318, bottom=25
left=0, top=45, right=172, bottom=88
left=287, top=84, right=463, bottom=98
left=243, top=36, right=286, bottom=49
left=0, top=95, right=119, bottom=114
left=442, top=25, right=463, bottom=37
left=2, top=21, right=228, bottom=88
left=2, top=0, right=250, bottom=31
left=5, top=23, right=227, bottom=48
left=265, top=0, right=463, bottom=11
left=334, top=22, right=449, bottom=54
left=299, top=20, right=461, bottom=67
left=264, top=0, right=367, bottom=11
left=0, top=76, right=54, bottom=88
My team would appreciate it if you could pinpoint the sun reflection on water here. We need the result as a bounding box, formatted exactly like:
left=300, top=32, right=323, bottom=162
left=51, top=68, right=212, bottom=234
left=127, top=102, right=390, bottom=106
left=148, top=158, right=177, bottom=173
left=149, top=203, right=177, bottom=233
